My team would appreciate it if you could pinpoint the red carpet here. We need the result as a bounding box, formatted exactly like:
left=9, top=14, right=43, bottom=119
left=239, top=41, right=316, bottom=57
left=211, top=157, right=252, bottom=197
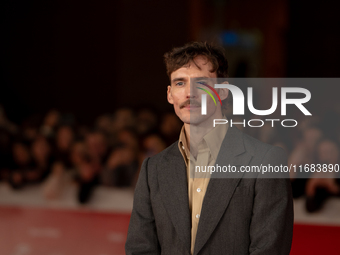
left=0, top=206, right=131, bottom=255
left=291, top=224, right=340, bottom=255
left=0, top=206, right=339, bottom=254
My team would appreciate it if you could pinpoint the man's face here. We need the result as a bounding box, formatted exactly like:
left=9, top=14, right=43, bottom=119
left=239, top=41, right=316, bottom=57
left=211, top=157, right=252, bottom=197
left=167, top=56, right=226, bottom=126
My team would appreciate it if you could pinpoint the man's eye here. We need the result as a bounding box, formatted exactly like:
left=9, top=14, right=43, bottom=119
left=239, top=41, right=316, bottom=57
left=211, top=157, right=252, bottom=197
left=176, top=82, right=184, bottom=86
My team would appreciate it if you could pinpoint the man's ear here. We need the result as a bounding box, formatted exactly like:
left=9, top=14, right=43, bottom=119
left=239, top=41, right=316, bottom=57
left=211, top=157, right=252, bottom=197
left=167, top=85, right=174, bottom=104
left=219, top=81, right=229, bottom=100
left=219, top=88, right=229, bottom=100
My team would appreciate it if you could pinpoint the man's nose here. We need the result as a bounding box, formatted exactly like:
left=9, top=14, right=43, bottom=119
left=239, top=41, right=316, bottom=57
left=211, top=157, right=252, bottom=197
left=186, top=80, right=198, bottom=98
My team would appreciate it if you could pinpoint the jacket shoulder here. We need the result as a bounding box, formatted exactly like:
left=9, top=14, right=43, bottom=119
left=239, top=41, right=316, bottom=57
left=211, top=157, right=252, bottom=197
left=146, top=141, right=180, bottom=166
left=241, top=129, right=286, bottom=158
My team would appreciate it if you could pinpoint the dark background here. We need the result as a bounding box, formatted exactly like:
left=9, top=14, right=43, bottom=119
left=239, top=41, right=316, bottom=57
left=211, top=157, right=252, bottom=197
left=1, top=0, right=339, bottom=125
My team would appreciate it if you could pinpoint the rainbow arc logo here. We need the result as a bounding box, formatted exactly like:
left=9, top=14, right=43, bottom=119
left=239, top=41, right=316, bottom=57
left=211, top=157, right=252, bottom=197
left=197, top=81, right=222, bottom=115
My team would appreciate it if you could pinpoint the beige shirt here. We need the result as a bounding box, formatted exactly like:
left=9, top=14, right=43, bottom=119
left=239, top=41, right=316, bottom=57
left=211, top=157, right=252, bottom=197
left=178, top=123, right=228, bottom=255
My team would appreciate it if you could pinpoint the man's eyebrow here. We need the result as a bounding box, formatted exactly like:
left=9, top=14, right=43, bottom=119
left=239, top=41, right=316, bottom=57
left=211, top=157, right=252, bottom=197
left=171, top=77, right=186, bottom=83
left=196, top=76, right=210, bottom=80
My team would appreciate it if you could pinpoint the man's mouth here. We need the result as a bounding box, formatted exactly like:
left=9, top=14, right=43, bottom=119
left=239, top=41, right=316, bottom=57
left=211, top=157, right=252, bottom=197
left=183, top=105, right=200, bottom=109
left=180, top=100, right=201, bottom=109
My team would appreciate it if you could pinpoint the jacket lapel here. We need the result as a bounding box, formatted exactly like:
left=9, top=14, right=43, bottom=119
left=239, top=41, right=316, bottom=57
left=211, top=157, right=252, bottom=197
left=194, top=127, right=252, bottom=255
left=158, top=144, right=191, bottom=253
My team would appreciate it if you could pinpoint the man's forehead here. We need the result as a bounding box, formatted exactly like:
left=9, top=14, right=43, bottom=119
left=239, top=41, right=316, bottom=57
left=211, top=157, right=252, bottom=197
left=170, top=57, right=216, bottom=81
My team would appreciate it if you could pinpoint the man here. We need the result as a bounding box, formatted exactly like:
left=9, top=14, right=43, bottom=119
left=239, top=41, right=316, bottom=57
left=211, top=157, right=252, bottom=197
left=125, top=42, right=293, bottom=255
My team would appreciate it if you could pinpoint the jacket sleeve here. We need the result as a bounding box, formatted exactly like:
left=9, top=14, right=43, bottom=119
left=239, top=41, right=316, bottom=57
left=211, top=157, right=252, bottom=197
left=125, top=157, right=161, bottom=255
left=249, top=146, right=294, bottom=255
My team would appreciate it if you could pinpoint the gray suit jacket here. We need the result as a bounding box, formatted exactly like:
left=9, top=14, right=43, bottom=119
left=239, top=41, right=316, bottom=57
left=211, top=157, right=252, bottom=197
left=125, top=126, right=294, bottom=255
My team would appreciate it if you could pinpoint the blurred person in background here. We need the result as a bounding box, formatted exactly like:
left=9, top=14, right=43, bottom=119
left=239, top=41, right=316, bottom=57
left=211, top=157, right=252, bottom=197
left=70, top=140, right=88, bottom=168
left=101, top=128, right=139, bottom=187
left=159, top=112, right=182, bottom=146
left=20, top=115, right=41, bottom=144
left=116, top=129, right=139, bottom=153
left=95, top=114, right=113, bottom=135
left=101, top=146, right=138, bottom=187
left=258, top=121, right=279, bottom=145
left=0, top=127, right=13, bottom=181
left=95, top=113, right=117, bottom=146
left=43, top=139, right=87, bottom=201
left=8, top=140, right=32, bottom=189
left=305, top=139, right=340, bottom=212
left=53, top=125, right=74, bottom=169
left=76, top=157, right=99, bottom=204
left=74, top=130, right=109, bottom=203
left=112, top=108, right=135, bottom=133
left=141, top=133, right=167, bottom=159
left=289, top=126, right=323, bottom=198
left=41, top=124, right=75, bottom=200
left=85, top=130, right=109, bottom=167
left=28, top=135, right=53, bottom=183
left=43, top=161, right=68, bottom=200
left=135, top=108, right=158, bottom=135
left=40, top=109, right=60, bottom=138
left=130, top=133, right=167, bottom=186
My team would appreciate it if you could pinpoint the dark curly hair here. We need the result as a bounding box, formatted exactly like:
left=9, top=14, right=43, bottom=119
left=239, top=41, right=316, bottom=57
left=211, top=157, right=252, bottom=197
left=163, top=41, right=228, bottom=79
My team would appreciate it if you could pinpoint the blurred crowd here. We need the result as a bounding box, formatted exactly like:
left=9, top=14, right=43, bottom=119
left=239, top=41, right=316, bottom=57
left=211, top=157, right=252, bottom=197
left=0, top=106, right=182, bottom=203
left=236, top=111, right=340, bottom=213
left=0, top=105, right=339, bottom=211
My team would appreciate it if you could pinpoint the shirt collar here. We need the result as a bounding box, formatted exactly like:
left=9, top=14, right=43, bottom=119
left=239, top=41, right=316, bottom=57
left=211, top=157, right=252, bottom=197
left=203, top=121, right=228, bottom=161
left=178, top=119, right=229, bottom=162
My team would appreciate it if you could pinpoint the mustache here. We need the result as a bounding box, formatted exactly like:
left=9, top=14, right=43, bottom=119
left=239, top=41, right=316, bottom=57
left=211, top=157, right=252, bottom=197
left=180, top=99, right=201, bottom=109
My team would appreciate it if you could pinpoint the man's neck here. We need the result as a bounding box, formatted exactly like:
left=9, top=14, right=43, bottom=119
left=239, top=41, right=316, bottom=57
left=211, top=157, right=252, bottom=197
left=183, top=112, right=224, bottom=157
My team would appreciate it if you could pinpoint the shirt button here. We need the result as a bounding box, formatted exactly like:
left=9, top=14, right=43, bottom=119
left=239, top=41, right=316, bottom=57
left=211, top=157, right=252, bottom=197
left=196, top=214, right=200, bottom=219
left=197, top=188, right=201, bottom=192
